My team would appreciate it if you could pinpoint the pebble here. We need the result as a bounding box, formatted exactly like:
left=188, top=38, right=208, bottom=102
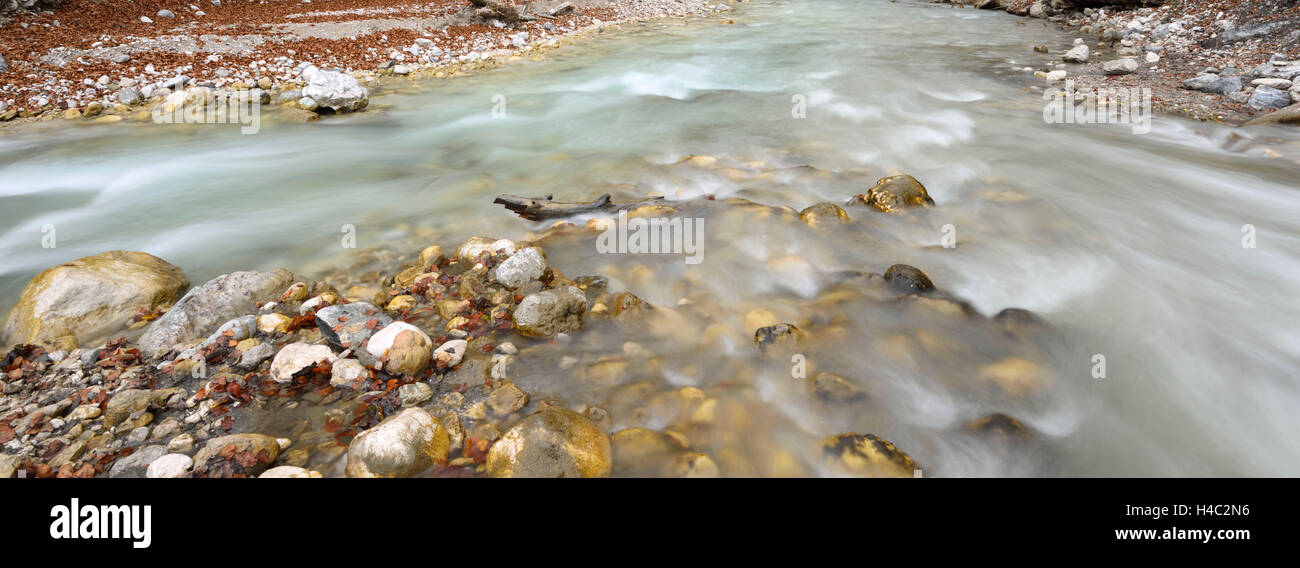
left=269, top=343, right=335, bottom=383
left=146, top=453, right=192, bottom=478
left=365, top=322, right=433, bottom=376
left=433, top=339, right=467, bottom=368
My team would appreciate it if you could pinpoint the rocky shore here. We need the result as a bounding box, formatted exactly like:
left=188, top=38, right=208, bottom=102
left=0, top=0, right=727, bottom=126
left=0, top=172, right=1051, bottom=478
left=938, top=0, right=1300, bottom=125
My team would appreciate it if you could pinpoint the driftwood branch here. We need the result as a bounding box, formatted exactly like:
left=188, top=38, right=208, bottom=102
left=493, top=193, right=673, bottom=221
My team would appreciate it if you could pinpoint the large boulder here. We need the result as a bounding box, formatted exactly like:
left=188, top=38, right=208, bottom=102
left=486, top=407, right=612, bottom=478
left=1, top=251, right=188, bottom=348
left=137, top=269, right=299, bottom=358
left=345, top=408, right=450, bottom=478
left=300, top=66, right=369, bottom=112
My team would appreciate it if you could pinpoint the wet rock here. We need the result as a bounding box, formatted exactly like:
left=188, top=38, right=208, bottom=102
left=978, top=357, right=1046, bottom=396
left=456, top=237, right=517, bottom=263
left=487, top=407, right=611, bottom=478
left=345, top=408, right=450, bottom=478
left=809, top=372, right=867, bottom=404
left=820, top=433, right=917, bottom=478
left=138, top=269, right=299, bottom=358
left=238, top=341, right=275, bottom=369
left=487, top=382, right=529, bottom=416
left=0, top=454, right=19, bottom=479
left=257, top=313, right=292, bottom=334
left=799, top=202, right=850, bottom=227
left=167, top=433, right=194, bottom=453
left=965, top=413, right=1032, bottom=440
left=300, top=65, right=369, bottom=112
left=193, top=433, right=284, bottom=474
left=104, top=388, right=180, bottom=427
left=670, top=452, right=720, bottom=478
left=883, top=264, right=935, bottom=294
left=849, top=175, right=935, bottom=213
left=512, top=286, right=586, bottom=338
left=109, top=444, right=167, bottom=478
left=387, top=295, right=417, bottom=312
left=1, top=251, right=188, bottom=348
left=315, top=302, right=392, bottom=349
left=753, top=323, right=807, bottom=354
left=1103, top=58, right=1139, bottom=75
left=260, top=466, right=323, bottom=478
left=365, top=322, right=433, bottom=376
left=330, top=358, right=368, bottom=387
left=269, top=343, right=335, bottom=383
left=1184, top=73, right=1243, bottom=96
left=50, top=440, right=87, bottom=468
left=433, top=339, right=467, bottom=368
left=145, top=453, right=192, bottom=478
left=993, top=307, right=1046, bottom=338
left=70, top=405, right=101, bottom=421
left=493, top=247, right=547, bottom=288
left=608, top=291, right=649, bottom=319
left=611, top=428, right=676, bottom=475
left=398, top=382, right=433, bottom=407
left=1248, top=86, right=1292, bottom=111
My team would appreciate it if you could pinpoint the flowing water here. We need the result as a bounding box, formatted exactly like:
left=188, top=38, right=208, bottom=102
left=2, top=0, right=1299, bottom=476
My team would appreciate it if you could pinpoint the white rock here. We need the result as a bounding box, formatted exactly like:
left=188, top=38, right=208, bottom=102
left=1103, top=58, right=1139, bottom=75
left=434, top=339, right=468, bottom=368
left=365, top=321, right=431, bottom=361
left=1063, top=44, right=1089, bottom=64
left=493, top=247, right=547, bottom=288
left=269, top=343, right=335, bottom=383
left=300, top=65, right=369, bottom=112
left=345, top=408, right=449, bottom=478
left=145, top=453, right=192, bottom=478
left=330, top=358, right=368, bottom=387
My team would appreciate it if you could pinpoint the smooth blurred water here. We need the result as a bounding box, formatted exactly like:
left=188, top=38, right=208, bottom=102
left=2, top=0, right=1299, bottom=476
